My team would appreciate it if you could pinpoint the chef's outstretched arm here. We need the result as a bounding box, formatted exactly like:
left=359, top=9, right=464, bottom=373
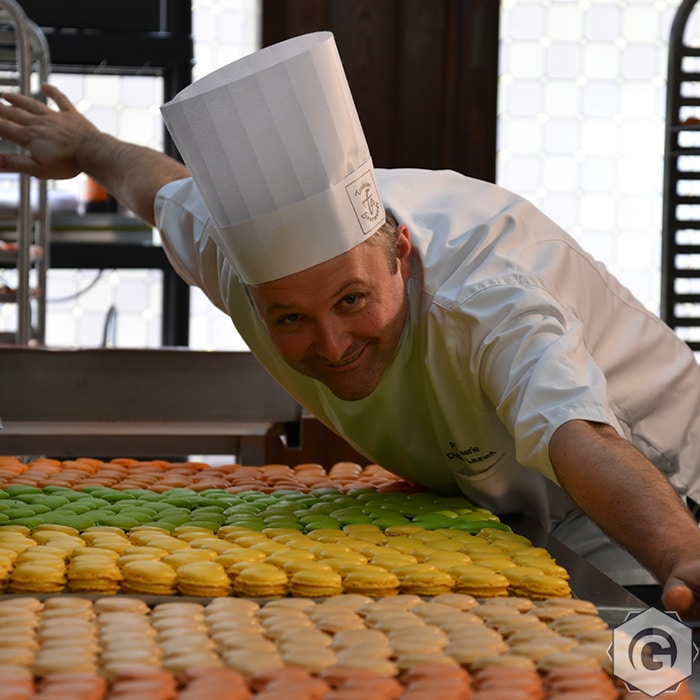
left=550, top=419, right=700, bottom=618
left=0, top=83, right=189, bottom=225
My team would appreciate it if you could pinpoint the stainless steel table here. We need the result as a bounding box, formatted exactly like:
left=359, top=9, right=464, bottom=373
left=0, top=347, right=302, bottom=463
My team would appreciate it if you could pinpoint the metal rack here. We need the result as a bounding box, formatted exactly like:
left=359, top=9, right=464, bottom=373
left=662, top=0, right=700, bottom=356
left=0, top=0, right=50, bottom=345
left=16, top=0, right=193, bottom=345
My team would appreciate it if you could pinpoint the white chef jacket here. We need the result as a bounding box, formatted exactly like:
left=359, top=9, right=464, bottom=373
left=155, top=168, right=700, bottom=585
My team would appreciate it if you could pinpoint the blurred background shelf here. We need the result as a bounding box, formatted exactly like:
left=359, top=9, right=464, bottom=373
left=0, top=0, right=50, bottom=345
left=0, top=347, right=302, bottom=464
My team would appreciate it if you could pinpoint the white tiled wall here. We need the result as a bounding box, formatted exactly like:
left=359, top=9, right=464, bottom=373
left=1, top=0, right=691, bottom=347
left=498, top=0, right=690, bottom=314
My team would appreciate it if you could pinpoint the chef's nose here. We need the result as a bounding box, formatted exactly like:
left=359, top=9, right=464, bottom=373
left=314, top=319, right=352, bottom=361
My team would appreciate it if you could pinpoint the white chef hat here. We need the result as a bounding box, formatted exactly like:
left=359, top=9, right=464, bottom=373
left=160, top=31, right=385, bottom=285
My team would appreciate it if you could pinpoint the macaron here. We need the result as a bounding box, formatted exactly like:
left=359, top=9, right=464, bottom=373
left=66, top=556, right=123, bottom=594
left=248, top=665, right=314, bottom=692
left=342, top=524, right=385, bottom=542
left=470, top=654, right=537, bottom=672
left=93, top=596, right=150, bottom=615
left=0, top=667, right=34, bottom=700
left=278, top=644, right=338, bottom=674
left=289, top=568, right=344, bottom=598
left=472, top=666, right=545, bottom=697
left=510, top=573, right=572, bottom=600
left=481, top=528, right=531, bottom=547
left=231, top=563, right=289, bottom=598
left=549, top=613, right=608, bottom=637
left=400, top=675, right=471, bottom=700
left=510, top=554, right=570, bottom=578
left=161, top=549, right=218, bottom=569
left=328, top=653, right=399, bottom=678
left=443, top=636, right=510, bottom=667
left=310, top=610, right=366, bottom=635
left=420, top=550, right=474, bottom=570
left=176, top=561, right=232, bottom=597
left=264, top=548, right=316, bottom=569
left=10, top=560, right=66, bottom=593
left=84, top=535, right=132, bottom=555
left=131, top=534, right=190, bottom=553
left=342, top=566, right=401, bottom=597
left=189, top=537, right=239, bottom=555
left=447, top=565, right=509, bottom=597
left=536, top=597, right=599, bottom=615
left=205, top=596, right=261, bottom=617
left=220, top=649, right=284, bottom=679
left=105, top=669, right=177, bottom=698
left=429, top=593, right=479, bottom=610
left=119, top=559, right=178, bottom=595
left=536, top=651, right=602, bottom=673
left=544, top=664, right=618, bottom=697
left=398, top=568, right=455, bottom=596
left=507, top=636, right=578, bottom=663
left=215, top=548, right=268, bottom=575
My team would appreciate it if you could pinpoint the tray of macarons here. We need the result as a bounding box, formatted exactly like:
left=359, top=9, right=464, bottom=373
left=0, top=455, right=694, bottom=699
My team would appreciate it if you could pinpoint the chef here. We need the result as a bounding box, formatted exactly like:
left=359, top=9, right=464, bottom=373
left=1, top=32, right=700, bottom=617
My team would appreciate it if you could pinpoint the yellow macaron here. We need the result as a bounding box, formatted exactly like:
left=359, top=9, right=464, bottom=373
left=342, top=565, right=400, bottom=598
left=176, top=561, right=232, bottom=597
left=448, top=565, right=509, bottom=598
left=511, top=573, right=572, bottom=600
left=231, top=563, right=289, bottom=598
left=119, top=559, right=178, bottom=595
left=66, top=555, right=123, bottom=594
left=289, top=568, right=343, bottom=598
left=398, top=568, right=455, bottom=596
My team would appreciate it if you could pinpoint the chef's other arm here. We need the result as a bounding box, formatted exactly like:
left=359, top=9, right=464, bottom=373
left=550, top=418, right=700, bottom=619
left=0, top=83, right=189, bottom=224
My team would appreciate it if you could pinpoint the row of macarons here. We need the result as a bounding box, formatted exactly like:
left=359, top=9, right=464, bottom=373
left=0, top=519, right=572, bottom=600
left=0, top=458, right=412, bottom=495
left=0, top=590, right=641, bottom=699
left=0, top=483, right=510, bottom=536
left=2, top=593, right=691, bottom=699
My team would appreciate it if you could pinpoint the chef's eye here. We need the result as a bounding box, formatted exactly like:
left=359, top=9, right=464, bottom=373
left=277, top=313, right=302, bottom=326
left=340, top=293, right=362, bottom=308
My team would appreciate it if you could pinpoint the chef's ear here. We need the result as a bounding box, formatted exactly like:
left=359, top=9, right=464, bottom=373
left=396, top=224, right=412, bottom=274
left=397, top=224, right=411, bottom=258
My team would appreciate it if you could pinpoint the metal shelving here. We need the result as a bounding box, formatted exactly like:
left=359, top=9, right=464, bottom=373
left=15, top=0, right=193, bottom=345
left=0, top=0, right=49, bottom=345
left=662, top=0, right=700, bottom=357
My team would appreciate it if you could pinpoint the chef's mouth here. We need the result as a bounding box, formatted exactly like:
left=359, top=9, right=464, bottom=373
left=317, top=344, right=367, bottom=369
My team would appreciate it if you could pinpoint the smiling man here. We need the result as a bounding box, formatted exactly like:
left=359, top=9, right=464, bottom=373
left=2, top=32, right=700, bottom=617
left=249, top=218, right=411, bottom=401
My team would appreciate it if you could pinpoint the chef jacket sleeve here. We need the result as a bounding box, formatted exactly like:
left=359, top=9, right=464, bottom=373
left=458, top=279, right=623, bottom=482
left=153, top=178, right=229, bottom=312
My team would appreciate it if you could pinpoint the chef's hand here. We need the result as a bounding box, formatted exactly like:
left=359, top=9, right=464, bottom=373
left=0, top=82, right=189, bottom=225
left=663, top=563, right=700, bottom=619
left=0, top=83, right=95, bottom=180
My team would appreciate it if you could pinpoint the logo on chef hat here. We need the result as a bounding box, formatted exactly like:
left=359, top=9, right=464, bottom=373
left=608, top=608, right=697, bottom=696
left=346, top=169, right=383, bottom=235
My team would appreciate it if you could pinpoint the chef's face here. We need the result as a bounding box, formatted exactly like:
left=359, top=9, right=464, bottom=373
left=250, top=224, right=412, bottom=401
